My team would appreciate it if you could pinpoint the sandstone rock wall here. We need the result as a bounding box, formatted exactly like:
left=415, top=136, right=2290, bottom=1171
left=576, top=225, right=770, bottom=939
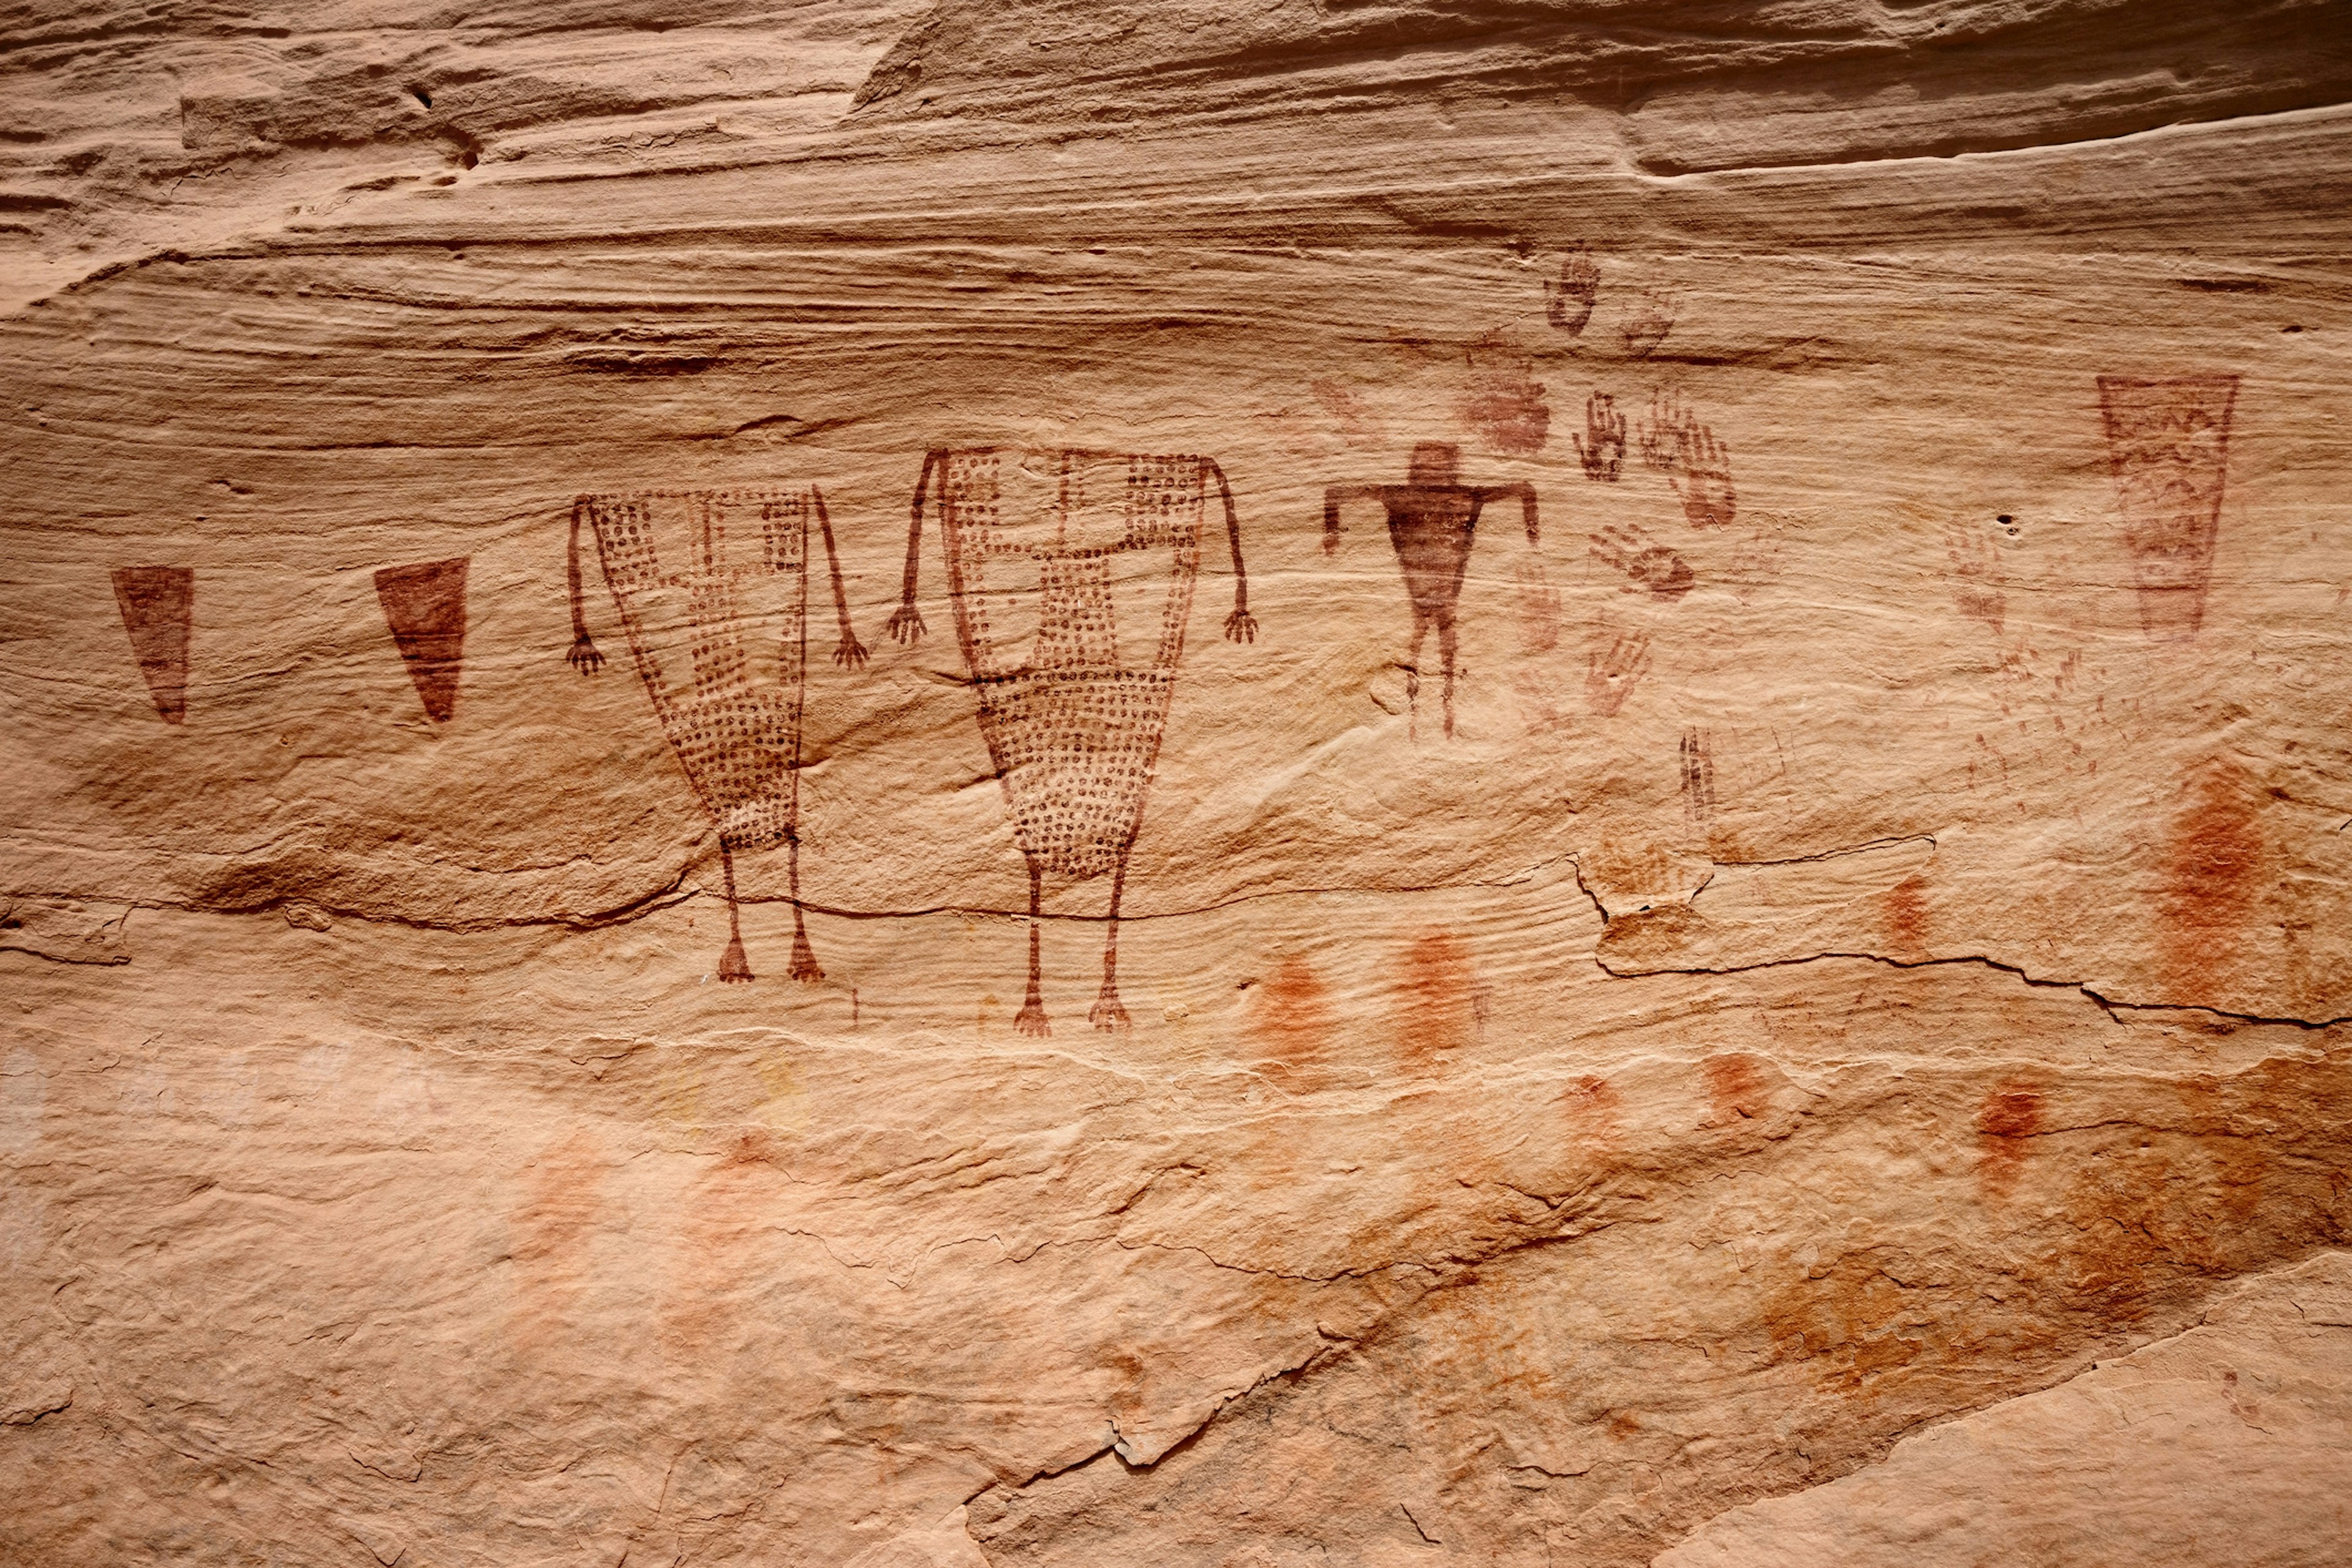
left=5, top=3, right=2351, bottom=1564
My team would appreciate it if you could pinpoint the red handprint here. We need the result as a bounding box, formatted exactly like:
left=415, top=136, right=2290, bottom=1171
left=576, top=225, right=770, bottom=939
left=1669, top=421, right=1736, bottom=529
left=1589, top=522, right=1695, bottom=601
left=1586, top=632, right=1652, bottom=717
left=1546, top=246, right=1602, bottom=337
left=1574, top=391, right=1627, bottom=482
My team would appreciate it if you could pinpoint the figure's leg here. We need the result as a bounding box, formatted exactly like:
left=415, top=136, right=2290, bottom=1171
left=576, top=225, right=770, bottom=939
left=1090, top=860, right=1133, bottom=1031
left=786, top=828, right=823, bottom=985
left=716, top=840, right=754, bottom=983
left=1438, top=611, right=1461, bottom=740
left=1016, top=860, right=1051, bottom=1037
left=1404, top=611, right=1430, bottom=741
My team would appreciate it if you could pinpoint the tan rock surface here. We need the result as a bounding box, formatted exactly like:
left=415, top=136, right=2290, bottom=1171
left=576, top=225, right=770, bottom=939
left=4, top=3, right=2352, bottom=1564
left=1657, top=1251, right=2352, bottom=1567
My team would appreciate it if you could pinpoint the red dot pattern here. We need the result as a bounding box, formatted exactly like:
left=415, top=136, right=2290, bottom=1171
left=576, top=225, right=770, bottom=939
left=577, top=489, right=814, bottom=851
left=935, top=450, right=1209, bottom=881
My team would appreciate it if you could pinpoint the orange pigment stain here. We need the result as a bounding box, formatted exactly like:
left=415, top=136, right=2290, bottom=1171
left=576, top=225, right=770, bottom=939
left=1393, top=929, right=1479, bottom=1068
left=1555, top=1074, right=1625, bottom=1182
left=1702, top=1054, right=1767, bottom=1126
left=1975, top=1079, right=2043, bottom=1200
left=663, top=1129, right=788, bottom=1360
left=1253, top=955, right=1334, bottom=1084
left=2158, top=761, right=2263, bottom=992
left=1561, top=1074, right=1622, bottom=1136
left=505, top=1128, right=608, bottom=1352
left=2176, top=1074, right=2267, bottom=1233
left=1882, top=875, right=1929, bottom=955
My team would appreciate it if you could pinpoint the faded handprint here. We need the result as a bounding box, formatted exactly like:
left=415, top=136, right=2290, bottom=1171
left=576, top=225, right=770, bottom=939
left=1513, top=556, right=1562, bottom=656
left=1460, top=331, right=1550, bottom=456
left=1725, top=514, right=1789, bottom=605
left=1586, top=631, right=1653, bottom=717
left=1545, top=246, right=1602, bottom=337
left=1669, top=421, right=1735, bottom=529
left=1942, top=519, right=2006, bottom=633
left=1574, top=391, right=1627, bottom=482
left=1620, top=287, right=1676, bottom=359
left=1589, top=521, right=1696, bottom=601
left=1636, top=390, right=1694, bottom=475
left=1310, top=378, right=1386, bottom=448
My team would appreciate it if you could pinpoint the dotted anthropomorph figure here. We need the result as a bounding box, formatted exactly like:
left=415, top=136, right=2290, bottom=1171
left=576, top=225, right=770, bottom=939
left=1323, top=442, right=1539, bottom=739
left=2096, top=373, right=2240, bottom=643
left=566, top=488, right=865, bottom=983
left=884, top=447, right=1256, bottom=1035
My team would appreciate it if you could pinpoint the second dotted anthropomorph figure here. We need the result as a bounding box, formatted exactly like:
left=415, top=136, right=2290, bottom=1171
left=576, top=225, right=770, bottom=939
left=885, top=447, right=1256, bottom=1036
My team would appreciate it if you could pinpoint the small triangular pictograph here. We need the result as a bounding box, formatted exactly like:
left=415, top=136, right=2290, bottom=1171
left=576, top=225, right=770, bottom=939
left=111, top=566, right=194, bottom=725
left=374, top=557, right=469, bottom=723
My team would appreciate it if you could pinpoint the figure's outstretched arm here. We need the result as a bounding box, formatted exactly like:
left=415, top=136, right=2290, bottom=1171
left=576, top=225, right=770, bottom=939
left=1209, top=459, right=1257, bottom=644
left=883, top=450, right=937, bottom=645
left=565, top=497, right=605, bottom=674
left=811, top=485, right=868, bottom=669
left=1321, top=484, right=1381, bottom=556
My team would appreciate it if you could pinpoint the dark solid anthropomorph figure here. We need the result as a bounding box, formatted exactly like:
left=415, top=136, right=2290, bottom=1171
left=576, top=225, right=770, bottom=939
left=1322, top=442, right=1539, bottom=739
left=883, top=447, right=1256, bottom=1036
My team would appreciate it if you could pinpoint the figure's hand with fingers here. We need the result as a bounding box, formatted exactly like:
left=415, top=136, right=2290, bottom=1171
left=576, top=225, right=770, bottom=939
left=883, top=601, right=926, bottom=645
left=834, top=633, right=870, bottom=669
left=1224, top=608, right=1259, bottom=644
left=1575, top=391, right=1627, bottom=482
left=1670, top=421, right=1736, bottom=529
left=1585, top=632, right=1652, bottom=717
left=1589, top=521, right=1696, bottom=602
left=567, top=635, right=605, bottom=676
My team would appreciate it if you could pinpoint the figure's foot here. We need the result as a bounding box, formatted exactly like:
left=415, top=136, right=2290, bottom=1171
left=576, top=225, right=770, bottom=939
left=788, top=929, right=824, bottom=986
left=1016, top=1002, right=1052, bottom=1038
left=718, top=935, right=754, bottom=984
left=1089, top=989, right=1131, bottom=1031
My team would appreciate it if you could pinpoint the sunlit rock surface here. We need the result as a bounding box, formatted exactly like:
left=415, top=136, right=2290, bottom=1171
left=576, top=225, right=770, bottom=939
left=4, top=3, right=2351, bottom=1563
